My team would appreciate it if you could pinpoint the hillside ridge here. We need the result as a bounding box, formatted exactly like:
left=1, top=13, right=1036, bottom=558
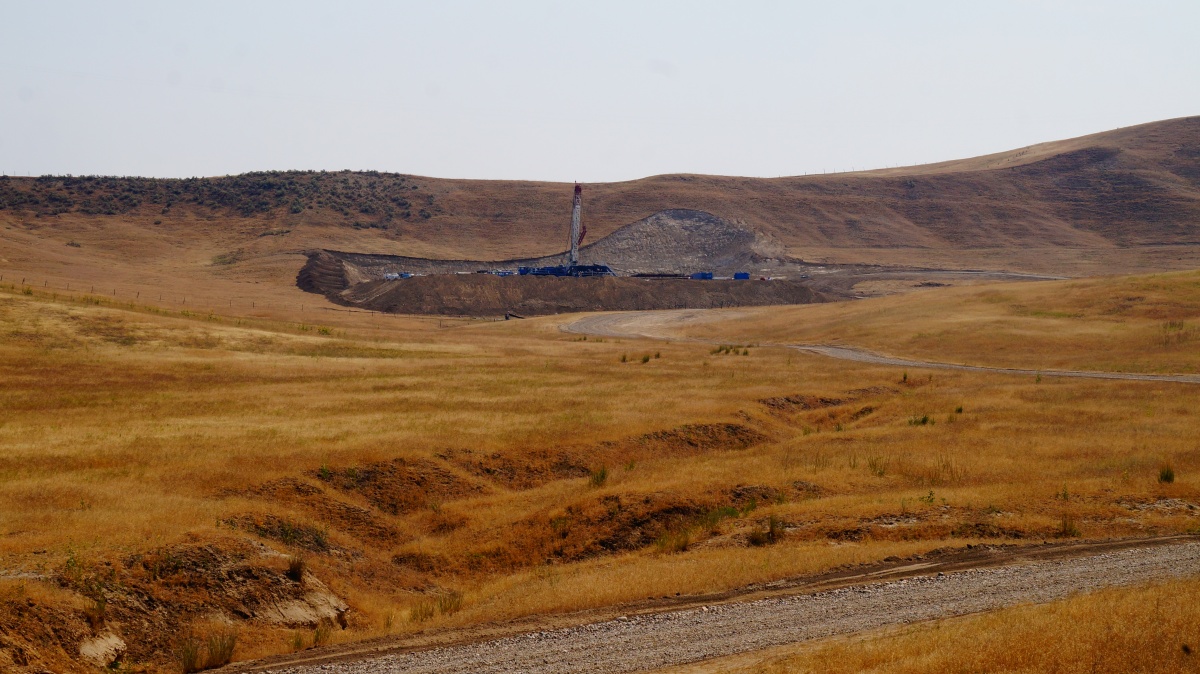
left=2, top=116, right=1199, bottom=278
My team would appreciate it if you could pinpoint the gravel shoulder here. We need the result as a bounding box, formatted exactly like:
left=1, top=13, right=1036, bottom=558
left=249, top=538, right=1200, bottom=674
left=562, top=311, right=1200, bottom=384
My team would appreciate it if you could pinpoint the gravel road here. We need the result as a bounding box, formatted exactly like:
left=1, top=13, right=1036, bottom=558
left=263, top=542, right=1200, bottom=674
left=245, top=311, right=1200, bottom=674
left=563, top=311, right=1200, bottom=384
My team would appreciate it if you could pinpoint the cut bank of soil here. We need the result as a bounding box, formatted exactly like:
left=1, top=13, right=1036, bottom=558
left=335, top=275, right=829, bottom=317
left=233, top=536, right=1200, bottom=674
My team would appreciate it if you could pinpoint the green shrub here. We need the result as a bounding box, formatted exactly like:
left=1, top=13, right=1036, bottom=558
left=1160, top=464, right=1176, bottom=484
left=589, top=466, right=608, bottom=487
left=698, top=506, right=740, bottom=533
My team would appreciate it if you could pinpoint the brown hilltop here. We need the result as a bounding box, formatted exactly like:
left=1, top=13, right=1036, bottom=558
left=1, top=116, right=1199, bottom=305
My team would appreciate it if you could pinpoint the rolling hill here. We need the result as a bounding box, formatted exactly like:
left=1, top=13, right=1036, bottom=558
left=1, top=116, right=1198, bottom=307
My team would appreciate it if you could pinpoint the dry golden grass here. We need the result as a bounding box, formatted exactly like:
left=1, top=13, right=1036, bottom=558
left=1, top=274, right=1199, bottom=670
left=673, top=577, right=1200, bottom=674
left=666, top=270, right=1200, bottom=373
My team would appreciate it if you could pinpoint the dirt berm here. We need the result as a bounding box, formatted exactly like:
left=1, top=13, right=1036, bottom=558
left=337, top=275, right=828, bottom=316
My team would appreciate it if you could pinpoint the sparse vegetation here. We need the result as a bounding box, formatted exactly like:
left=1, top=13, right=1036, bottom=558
left=1160, top=463, right=1176, bottom=484
left=211, top=250, right=242, bottom=266
left=436, top=589, right=464, bottom=616
left=867, top=455, right=890, bottom=477
left=721, top=577, right=1200, bottom=674
left=177, top=635, right=204, bottom=673
left=656, top=529, right=691, bottom=554
left=313, top=619, right=333, bottom=646
left=286, top=555, right=306, bottom=582
left=206, top=629, right=238, bottom=668
left=2, top=272, right=1200, bottom=671
left=1057, top=514, right=1081, bottom=538
left=409, top=601, right=436, bottom=623
left=711, top=344, right=748, bottom=355
left=747, top=515, right=784, bottom=546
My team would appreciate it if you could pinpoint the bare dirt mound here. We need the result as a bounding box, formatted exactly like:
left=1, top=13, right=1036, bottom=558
left=335, top=275, right=828, bottom=316
left=300, top=209, right=786, bottom=280
left=297, top=210, right=828, bottom=316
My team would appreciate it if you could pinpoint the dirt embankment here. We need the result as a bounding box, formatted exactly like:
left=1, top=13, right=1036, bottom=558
left=240, top=538, right=1200, bottom=674
left=334, top=275, right=829, bottom=316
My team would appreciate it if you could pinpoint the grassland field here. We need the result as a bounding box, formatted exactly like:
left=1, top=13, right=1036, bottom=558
left=1, top=271, right=1198, bottom=672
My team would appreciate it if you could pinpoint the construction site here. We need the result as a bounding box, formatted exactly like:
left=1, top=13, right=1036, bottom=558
left=297, top=183, right=1039, bottom=316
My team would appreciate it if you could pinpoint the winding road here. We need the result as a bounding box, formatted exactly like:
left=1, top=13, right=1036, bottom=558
left=563, top=311, right=1200, bottom=385
left=247, top=538, right=1200, bottom=674
left=232, top=309, right=1200, bottom=674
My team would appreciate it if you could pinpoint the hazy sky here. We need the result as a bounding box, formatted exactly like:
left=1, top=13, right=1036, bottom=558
left=3, top=1, right=1198, bottom=181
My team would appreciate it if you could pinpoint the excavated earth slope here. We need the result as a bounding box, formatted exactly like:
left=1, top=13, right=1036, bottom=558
left=300, top=209, right=787, bottom=280
left=298, top=210, right=831, bottom=316
left=338, top=276, right=828, bottom=316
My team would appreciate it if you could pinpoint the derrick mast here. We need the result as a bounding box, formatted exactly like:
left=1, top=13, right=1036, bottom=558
left=569, top=183, right=583, bottom=267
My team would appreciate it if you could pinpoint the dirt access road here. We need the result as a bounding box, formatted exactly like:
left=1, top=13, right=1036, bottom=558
left=562, top=310, right=1200, bottom=385
left=231, top=311, right=1200, bottom=674
left=246, top=537, right=1200, bottom=674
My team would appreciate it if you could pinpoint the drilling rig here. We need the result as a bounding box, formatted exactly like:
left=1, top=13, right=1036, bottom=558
left=568, top=183, right=583, bottom=267
left=518, top=183, right=614, bottom=277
